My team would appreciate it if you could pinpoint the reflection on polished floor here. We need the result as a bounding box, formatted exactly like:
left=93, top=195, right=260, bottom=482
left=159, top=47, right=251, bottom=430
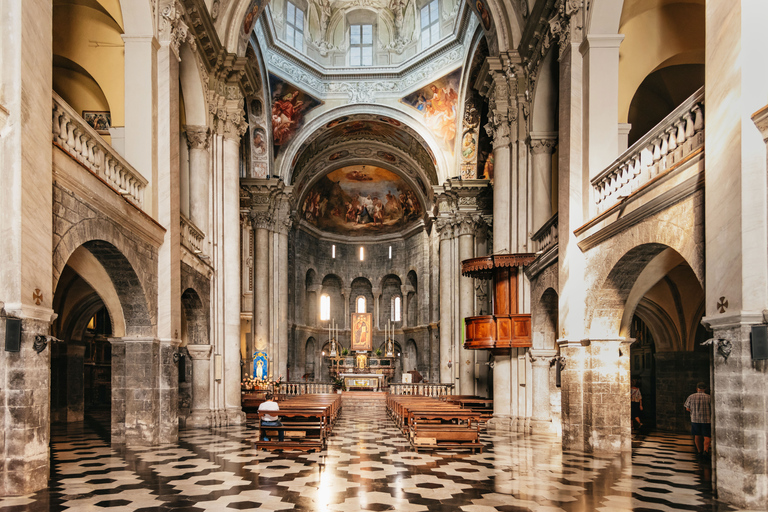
left=0, top=406, right=741, bottom=512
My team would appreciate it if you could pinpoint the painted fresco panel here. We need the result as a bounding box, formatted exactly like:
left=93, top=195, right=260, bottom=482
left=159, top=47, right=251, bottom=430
left=401, top=69, right=461, bottom=153
left=301, top=165, right=422, bottom=235
left=269, top=74, right=322, bottom=157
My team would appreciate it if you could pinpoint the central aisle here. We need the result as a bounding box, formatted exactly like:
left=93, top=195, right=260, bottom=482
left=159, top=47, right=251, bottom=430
left=0, top=401, right=730, bottom=511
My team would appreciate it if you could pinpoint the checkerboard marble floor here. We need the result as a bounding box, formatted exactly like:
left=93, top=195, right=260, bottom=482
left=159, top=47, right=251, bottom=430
left=0, top=406, right=743, bottom=511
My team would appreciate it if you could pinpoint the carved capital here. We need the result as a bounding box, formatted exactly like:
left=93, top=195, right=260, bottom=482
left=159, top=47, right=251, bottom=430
left=250, top=210, right=273, bottom=230
left=457, top=215, right=480, bottom=237
left=436, top=219, right=456, bottom=241
left=160, top=0, right=195, bottom=61
left=530, top=137, right=557, bottom=155
left=185, top=125, right=210, bottom=150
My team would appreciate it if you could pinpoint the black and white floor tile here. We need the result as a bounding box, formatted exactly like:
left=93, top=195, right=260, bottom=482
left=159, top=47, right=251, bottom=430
left=0, top=406, right=746, bottom=511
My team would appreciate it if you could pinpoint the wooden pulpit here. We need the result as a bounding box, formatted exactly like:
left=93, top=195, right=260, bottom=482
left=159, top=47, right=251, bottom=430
left=462, top=253, right=535, bottom=353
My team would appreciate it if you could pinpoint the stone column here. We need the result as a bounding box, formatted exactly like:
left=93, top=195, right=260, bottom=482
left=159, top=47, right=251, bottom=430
left=457, top=216, right=476, bottom=395
left=343, top=287, right=351, bottom=330
left=530, top=135, right=557, bottom=231
left=0, top=0, right=54, bottom=495
left=400, top=285, right=409, bottom=328
left=251, top=212, right=271, bottom=363
left=581, top=34, right=624, bottom=183
left=276, top=205, right=292, bottom=380
left=372, top=288, right=382, bottom=329
left=530, top=349, right=557, bottom=432
left=437, top=219, right=455, bottom=384
left=186, top=125, right=211, bottom=238
left=122, top=34, right=158, bottom=216
left=222, top=113, right=247, bottom=425
left=186, top=344, right=213, bottom=428
left=702, top=1, right=768, bottom=507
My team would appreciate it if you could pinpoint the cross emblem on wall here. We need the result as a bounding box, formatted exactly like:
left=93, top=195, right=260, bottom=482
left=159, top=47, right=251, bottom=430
left=717, top=296, right=729, bottom=314
left=33, top=289, right=43, bottom=305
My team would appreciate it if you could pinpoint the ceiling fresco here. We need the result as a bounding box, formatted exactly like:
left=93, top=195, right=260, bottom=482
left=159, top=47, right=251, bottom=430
left=300, top=165, right=423, bottom=236
left=289, top=114, right=438, bottom=187
left=269, top=74, right=323, bottom=158
left=401, top=68, right=462, bottom=154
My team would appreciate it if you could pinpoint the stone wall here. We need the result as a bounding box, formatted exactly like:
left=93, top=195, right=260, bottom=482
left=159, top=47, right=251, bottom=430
left=655, top=351, right=709, bottom=432
left=289, top=227, right=435, bottom=380
left=52, top=182, right=160, bottom=337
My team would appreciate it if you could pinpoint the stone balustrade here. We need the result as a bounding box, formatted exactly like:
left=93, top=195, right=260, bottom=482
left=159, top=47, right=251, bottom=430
left=388, top=383, right=454, bottom=397
left=52, top=92, right=147, bottom=209
left=531, top=212, right=558, bottom=254
left=592, top=87, right=704, bottom=212
left=181, top=214, right=205, bottom=254
left=277, top=382, right=336, bottom=396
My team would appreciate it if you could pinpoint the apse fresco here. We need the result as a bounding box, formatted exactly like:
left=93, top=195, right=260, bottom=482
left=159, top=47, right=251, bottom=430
left=269, top=74, right=322, bottom=157
left=301, top=165, right=422, bottom=235
left=401, top=69, right=461, bottom=153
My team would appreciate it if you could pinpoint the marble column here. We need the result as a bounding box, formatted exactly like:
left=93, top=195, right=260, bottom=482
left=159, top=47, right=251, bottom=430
left=491, top=354, right=511, bottom=426
left=186, top=344, right=213, bottom=428
left=186, top=125, right=210, bottom=238
left=276, top=211, right=291, bottom=379
left=223, top=129, right=245, bottom=424
left=530, top=135, right=557, bottom=231
left=530, top=349, right=557, bottom=432
left=251, top=214, right=270, bottom=359
left=438, top=220, right=455, bottom=384
left=458, top=216, right=476, bottom=395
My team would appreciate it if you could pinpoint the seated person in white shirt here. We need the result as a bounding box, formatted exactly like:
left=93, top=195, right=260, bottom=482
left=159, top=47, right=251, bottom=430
left=257, top=392, right=284, bottom=441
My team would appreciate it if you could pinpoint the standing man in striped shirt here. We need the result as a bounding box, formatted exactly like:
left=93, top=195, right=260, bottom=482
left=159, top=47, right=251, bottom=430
left=684, top=382, right=712, bottom=460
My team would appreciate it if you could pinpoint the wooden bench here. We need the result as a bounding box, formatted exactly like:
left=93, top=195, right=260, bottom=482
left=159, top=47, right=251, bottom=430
left=253, top=394, right=342, bottom=452
left=387, top=395, right=484, bottom=452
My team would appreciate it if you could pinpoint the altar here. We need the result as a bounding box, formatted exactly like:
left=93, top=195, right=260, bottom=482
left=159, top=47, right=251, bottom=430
left=340, top=373, right=386, bottom=391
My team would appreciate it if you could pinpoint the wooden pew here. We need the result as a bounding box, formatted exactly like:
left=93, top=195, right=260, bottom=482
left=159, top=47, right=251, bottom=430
left=386, top=395, right=484, bottom=452
left=254, top=394, right=341, bottom=452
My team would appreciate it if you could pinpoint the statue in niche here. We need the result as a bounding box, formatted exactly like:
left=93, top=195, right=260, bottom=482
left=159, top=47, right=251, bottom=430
left=318, top=0, right=331, bottom=35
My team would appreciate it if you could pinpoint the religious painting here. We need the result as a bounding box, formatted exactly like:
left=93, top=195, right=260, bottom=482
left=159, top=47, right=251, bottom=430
left=269, top=74, right=322, bottom=157
left=400, top=69, right=461, bottom=153
left=351, top=313, right=372, bottom=352
left=83, top=111, right=111, bottom=134
left=474, top=0, right=492, bottom=31
left=253, top=351, right=268, bottom=380
left=300, top=165, right=422, bottom=235
left=242, top=0, right=266, bottom=35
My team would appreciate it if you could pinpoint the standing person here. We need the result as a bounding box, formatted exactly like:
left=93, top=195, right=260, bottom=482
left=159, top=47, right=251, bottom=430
left=631, top=378, right=643, bottom=429
left=258, top=393, right=284, bottom=442
left=684, top=382, right=712, bottom=459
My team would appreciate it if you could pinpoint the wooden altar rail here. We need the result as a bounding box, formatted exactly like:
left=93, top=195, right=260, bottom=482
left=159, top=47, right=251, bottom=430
left=388, top=383, right=454, bottom=397
left=277, top=382, right=336, bottom=396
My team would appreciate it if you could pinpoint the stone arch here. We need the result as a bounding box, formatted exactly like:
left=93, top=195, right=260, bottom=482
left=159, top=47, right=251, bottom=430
left=53, top=219, right=157, bottom=336
left=321, top=274, right=344, bottom=323
left=181, top=288, right=209, bottom=346
left=305, top=337, right=317, bottom=380
left=380, top=274, right=402, bottom=324
left=350, top=277, right=374, bottom=316
left=278, top=104, right=447, bottom=186
left=404, top=338, right=418, bottom=373
left=531, top=47, right=559, bottom=134
left=534, top=287, right=558, bottom=351
left=586, top=243, right=702, bottom=340
left=179, top=42, right=208, bottom=127
left=476, top=0, right=523, bottom=56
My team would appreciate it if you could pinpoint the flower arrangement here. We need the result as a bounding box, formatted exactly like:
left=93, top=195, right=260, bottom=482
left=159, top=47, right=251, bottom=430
left=241, top=374, right=283, bottom=391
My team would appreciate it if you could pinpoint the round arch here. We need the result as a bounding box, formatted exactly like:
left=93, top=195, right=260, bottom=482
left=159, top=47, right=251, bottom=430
left=277, top=104, right=448, bottom=185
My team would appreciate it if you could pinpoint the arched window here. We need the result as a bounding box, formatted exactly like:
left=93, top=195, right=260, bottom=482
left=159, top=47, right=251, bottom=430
left=391, top=295, right=401, bottom=321
left=320, top=294, right=331, bottom=321
left=356, top=296, right=366, bottom=313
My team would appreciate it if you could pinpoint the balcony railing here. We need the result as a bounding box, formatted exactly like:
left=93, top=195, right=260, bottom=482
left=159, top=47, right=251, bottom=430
left=52, top=92, right=147, bottom=209
left=388, top=383, right=454, bottom=396
left=592, top=87, right=704, bottom=212
left=531, top=212, right=558, bottom=254
left=180, top=214, right=205, bottom=254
